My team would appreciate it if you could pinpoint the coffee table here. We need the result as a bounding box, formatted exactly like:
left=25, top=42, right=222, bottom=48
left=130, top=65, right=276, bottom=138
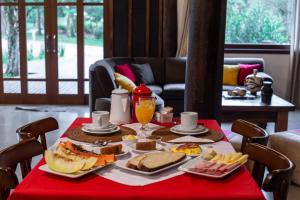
left=221, top=92, right=295, bottom=132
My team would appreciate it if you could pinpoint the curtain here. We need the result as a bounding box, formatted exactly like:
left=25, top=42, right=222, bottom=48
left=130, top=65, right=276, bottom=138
left=176, top=0, right=189, bottom=57
left=289, top=0, right=300, bottom=107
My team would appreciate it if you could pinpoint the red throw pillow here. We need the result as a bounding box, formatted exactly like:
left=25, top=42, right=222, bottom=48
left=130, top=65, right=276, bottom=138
left=114, top=64, right=136, bottom=83
left=238, top=64, right=262, bottom=85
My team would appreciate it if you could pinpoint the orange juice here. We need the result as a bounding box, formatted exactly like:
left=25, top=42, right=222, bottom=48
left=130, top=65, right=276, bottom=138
left=135, top=99, right=155, bottom=125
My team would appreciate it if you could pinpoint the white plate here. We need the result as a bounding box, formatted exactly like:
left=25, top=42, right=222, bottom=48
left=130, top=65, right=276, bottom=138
left=82, top=126, right=120, bottom=135
left=116, top=156, right=191, bottom=175
left=170, top=127, right=209, bottom=136
left=130, top=143, right=164, bottom=153
left=178, top=156, right=245, bottom=178
left=83, top=123, right=117, bottom=132
left=39, top=163, right=112, bottom=178
left=172, top=125, right=206, bottom=133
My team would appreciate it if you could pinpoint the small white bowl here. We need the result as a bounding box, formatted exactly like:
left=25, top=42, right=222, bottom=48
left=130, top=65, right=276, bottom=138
left=122, top=135, right=138, bottom=146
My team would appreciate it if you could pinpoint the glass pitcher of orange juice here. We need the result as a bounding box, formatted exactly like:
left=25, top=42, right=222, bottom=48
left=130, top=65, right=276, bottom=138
left=135, top=96, right=156, bottom=131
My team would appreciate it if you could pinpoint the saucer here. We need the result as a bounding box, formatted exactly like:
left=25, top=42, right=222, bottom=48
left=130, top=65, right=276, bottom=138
left=170, top=126, right=209, bottom=136
left=82, top=126, right=120, bottom=135
left=172, top=125, right=206, bottom=133
left=83, top=123, right=117, bottom=132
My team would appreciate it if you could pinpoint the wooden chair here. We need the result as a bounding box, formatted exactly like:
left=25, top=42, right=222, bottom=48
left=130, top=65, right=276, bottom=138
left=16, top=117, right=59, bottom=150
left=0, top=168, right=18, bottom=200
left=244, top=143, right=295, bottom=200
left=231, top=119, right=269, bottom=153
left=0, top=139, right=44, bottom=200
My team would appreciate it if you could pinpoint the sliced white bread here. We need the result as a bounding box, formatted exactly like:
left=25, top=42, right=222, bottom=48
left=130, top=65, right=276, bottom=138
left=126, top=154, right=147, bottom=169
left=138, top=152, right=186, bottom=172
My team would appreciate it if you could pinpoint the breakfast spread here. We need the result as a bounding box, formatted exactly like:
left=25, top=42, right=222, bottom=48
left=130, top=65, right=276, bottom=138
left=170, top=143, right=202, bottom=155
left=135, top=140, right=156, bottom=150
left=126, top=152, right=186, bottom=172
left=100, top=144, right=123, bottom=155
left=188, top=152, right=248, bottom=176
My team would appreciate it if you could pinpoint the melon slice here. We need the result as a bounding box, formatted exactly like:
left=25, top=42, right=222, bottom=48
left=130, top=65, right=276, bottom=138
left=81, top=157, right=97, bottom=170
left=45, top=150, right=85, bottom=174
left=55, top=147, right=97, bottom=171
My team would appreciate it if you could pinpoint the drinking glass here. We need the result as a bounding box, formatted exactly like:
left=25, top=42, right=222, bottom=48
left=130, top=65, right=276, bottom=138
left=135, top=96, right=156, bottom=137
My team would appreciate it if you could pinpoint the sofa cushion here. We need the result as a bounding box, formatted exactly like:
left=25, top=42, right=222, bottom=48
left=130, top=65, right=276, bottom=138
left=224, top=58, right=265, bottom=72
left=114, top=63, right=136, bottom=83
left=131, top=63, right=155, bottom=85
left=165, top=57, right=186, bottom=84
left=223, top=65, right=239, bottom=86
left=238, top=64, right=262, bottom=85
left=95, top=98, right=111, bottom=112
left=134, top=58, right=165, bottom=85
left=114, top=73, right=136, bottom=92
left=162, top=84, right=185, bottom=100
left=146, top=85, right=163, bottom=95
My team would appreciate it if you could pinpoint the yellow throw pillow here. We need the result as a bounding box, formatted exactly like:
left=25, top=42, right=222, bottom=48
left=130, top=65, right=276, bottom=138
left=223, top=65, right=239, bottom=86
left=114, top=72, right=137, bottom=92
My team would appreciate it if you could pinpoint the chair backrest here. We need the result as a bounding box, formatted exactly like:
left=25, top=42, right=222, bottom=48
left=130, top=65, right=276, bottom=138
left=0, top=139, right=44, bottom=200
left=244, top=143, right=295, bottom=200
left=16, top=117, right=59, bottom=150
left=231, top=119, right=269, bottom=153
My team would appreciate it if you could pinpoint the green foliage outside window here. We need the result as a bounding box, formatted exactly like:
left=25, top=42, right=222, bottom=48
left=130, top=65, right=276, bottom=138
left=225, top=0, right=293, bottom=44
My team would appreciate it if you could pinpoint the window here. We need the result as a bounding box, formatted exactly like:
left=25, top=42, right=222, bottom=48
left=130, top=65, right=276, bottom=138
left=225, top=0, right=294, bottom=53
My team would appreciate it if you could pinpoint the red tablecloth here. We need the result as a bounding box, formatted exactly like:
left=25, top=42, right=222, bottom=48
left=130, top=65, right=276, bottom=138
left=9, top=118, right=265, bottom=200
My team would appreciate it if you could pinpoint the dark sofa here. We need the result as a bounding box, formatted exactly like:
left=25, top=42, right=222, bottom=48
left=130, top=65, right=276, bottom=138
left=89, top=57, right=273, bottom=115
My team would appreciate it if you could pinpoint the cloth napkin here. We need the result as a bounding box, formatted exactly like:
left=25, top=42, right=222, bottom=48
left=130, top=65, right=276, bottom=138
left=168, top=135, right=214, bottom=143
left=122, top=123, right=162, bottom=136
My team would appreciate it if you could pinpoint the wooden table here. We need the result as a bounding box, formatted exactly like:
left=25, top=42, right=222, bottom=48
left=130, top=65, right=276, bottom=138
left=221, top=92, right=295, bottom=132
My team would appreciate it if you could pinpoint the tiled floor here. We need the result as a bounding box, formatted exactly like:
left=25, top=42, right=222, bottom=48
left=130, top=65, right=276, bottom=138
left=0, top=104, right=299, bottom=200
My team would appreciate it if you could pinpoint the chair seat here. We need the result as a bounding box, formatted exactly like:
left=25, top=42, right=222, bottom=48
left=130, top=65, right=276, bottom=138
left=269, top=131, right=300, bottom=185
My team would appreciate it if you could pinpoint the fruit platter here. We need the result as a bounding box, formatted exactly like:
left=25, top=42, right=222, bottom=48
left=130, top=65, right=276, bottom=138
left=40, top=140, right=117, bottom=178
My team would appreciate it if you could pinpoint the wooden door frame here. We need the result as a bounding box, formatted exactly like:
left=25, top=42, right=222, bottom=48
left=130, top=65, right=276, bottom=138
left=0, top=0, right=105, bottom=104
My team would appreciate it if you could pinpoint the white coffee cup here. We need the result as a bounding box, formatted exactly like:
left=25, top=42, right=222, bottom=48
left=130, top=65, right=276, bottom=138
left=92, top=111, right=110, bottom=128
left=180, top=112, right=198, bottom=130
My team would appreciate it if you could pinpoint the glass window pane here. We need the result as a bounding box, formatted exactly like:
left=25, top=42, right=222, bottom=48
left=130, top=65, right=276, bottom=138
left=0, top=0, right=16, bottom=2
left=84, top=0, right=103, bottom=3
left=57, top=6, right=78, bottom=79
left=28, top=81, right=46, bottom=94
left=1, top=6, right=20, bottom=79
left=59, top=81, right=77, bottom=94
left=84, top=80, right=89, bottom=94
left=3, top=81, right=20, bottom=93
left=26, top=6, right=46, bottom=79
left=26, top=0, right=44, bottom=2
left=84, top=6, right=103, bottom=79
left=226, top=0, right=293, bottom=44
left=57, top=0, right=76, bottom=3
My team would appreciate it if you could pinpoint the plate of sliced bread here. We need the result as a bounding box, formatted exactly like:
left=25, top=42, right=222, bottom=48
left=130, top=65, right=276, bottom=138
left=116, top=152, right=190, bottom=175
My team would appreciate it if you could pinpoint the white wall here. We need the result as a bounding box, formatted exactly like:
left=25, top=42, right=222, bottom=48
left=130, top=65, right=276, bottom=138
left=225, top=53, right=290, bottom=100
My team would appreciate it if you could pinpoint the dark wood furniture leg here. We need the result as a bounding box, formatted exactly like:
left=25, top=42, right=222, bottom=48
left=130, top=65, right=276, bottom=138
left=275, top=111, right=288, bottom=132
